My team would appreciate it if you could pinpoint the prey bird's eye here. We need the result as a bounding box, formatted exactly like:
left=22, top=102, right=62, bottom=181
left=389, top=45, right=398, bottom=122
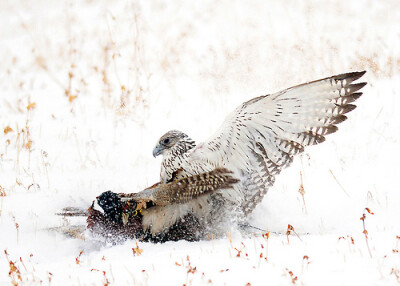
left=163, top=138, right=170, bottom=145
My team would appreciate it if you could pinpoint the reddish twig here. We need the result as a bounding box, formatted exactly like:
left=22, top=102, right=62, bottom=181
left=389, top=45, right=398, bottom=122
left=360, top=208, right=374, bottom=258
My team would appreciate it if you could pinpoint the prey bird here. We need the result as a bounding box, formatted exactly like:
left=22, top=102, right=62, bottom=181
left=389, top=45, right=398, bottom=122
left=85, top=71, right=367, bottom=243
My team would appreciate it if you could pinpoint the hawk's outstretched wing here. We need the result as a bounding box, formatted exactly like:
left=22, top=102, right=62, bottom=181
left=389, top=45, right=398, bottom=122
left=184, top=71, right=366, bottom=214
left=57, top=71, right=367, bottom=242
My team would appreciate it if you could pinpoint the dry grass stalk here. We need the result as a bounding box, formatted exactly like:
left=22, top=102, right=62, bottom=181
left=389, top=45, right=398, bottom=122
left=285, top=268, right=298, bottom=284
left=132, top=237, right=143, bottom=256
left=298, top=172, right=307, bottom=214
left=185, top=256, right=197, bottom=274
left=329, top=169, right=350, bottom=197
left=394, top=236, right=400, bottom=254
left=302, top=255, right=310, bottom=274
left=91, top=269, right=110, bottom=286
left=75, top=250, right=84, bottom=265
left=360, top=207, right=374, bottom=258
left=261, top=232, right=269, bottom=262
left=287, top=224, right=302, bottom=243
left=4, top=250, right=22, bottom=285
left=0, top=185, right=6, bottom=197
left=390, top=268, right=400, bottom=283
left=4, top=126, right=13, bottom=134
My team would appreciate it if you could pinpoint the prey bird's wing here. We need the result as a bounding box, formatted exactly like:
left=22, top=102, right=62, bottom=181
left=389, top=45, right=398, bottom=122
left=122, top=168, right=239, bottom=207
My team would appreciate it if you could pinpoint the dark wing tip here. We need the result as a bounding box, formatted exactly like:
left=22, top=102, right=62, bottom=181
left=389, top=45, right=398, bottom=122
left=324, top=125, right=339, bottom=135
left=333, top=70, right=367, bottom=83
left=340, top=104, right=357, bottom=114
left=348, top=82, right=367, bottom=94
left=331, top=114, right=348, bottom=125
left=349, top=92, right=363, bottom=99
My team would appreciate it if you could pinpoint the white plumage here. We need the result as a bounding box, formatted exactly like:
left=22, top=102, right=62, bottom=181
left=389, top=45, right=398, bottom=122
left=148, top=71, right=367, bottom=236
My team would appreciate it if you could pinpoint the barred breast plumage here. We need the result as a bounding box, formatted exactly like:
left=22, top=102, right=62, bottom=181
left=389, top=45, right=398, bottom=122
left=148, top=71, right=367, bottom=236
left=85, top=71, right=367, bottom=243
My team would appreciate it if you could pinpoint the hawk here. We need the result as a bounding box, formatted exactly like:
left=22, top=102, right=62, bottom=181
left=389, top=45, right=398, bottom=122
left=87, top=71, right=367, bottom=242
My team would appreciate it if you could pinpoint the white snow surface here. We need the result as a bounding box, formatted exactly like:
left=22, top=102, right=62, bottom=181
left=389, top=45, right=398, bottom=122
left=0, top=0, right=399, bottom=285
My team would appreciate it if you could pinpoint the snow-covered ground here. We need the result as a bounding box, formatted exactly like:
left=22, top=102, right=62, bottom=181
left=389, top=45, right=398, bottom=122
left=1, top=0, right=399, bottom=284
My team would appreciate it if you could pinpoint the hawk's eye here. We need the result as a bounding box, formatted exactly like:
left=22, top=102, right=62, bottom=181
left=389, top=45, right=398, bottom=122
left=163, top=138, right=170, bottom=145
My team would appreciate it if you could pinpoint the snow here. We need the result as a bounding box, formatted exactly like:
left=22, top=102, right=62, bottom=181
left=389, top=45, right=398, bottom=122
left=1, top=0, right=399, bottom=284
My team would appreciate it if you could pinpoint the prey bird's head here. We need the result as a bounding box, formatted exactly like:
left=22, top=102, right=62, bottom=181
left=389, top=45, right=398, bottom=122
left=87, top=191, right=145, bottom=244
left=153, top=130, right=196, bottom=158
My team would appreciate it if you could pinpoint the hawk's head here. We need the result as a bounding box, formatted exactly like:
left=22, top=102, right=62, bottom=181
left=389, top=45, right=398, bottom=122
left=152, top=130, right=196, bottom=158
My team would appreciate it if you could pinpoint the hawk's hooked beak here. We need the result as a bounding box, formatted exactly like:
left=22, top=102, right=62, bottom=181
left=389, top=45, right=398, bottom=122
left=152, top=145, right=163, bottom=158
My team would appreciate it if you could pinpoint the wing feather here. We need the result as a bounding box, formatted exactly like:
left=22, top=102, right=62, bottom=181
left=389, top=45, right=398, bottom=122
left=184, top=71, right=366, bottom=214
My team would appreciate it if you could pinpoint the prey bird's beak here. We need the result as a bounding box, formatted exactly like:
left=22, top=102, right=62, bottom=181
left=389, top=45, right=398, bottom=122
left=152, top=145, right=162, bottom=158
